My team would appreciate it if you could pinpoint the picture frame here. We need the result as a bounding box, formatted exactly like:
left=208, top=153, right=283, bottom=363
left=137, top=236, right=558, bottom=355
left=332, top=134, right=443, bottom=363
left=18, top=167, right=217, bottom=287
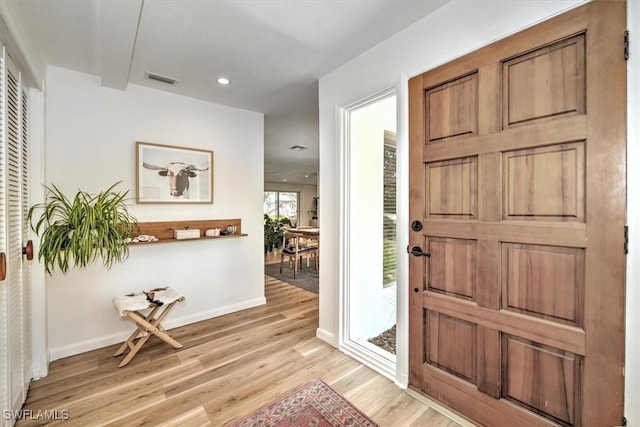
left=136, top=141, right=214, bottom=204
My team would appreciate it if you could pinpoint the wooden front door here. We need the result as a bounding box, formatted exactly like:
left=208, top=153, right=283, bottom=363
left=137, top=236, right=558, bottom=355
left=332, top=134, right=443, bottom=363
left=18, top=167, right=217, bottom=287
left=408, top=2, right=626, bottom=426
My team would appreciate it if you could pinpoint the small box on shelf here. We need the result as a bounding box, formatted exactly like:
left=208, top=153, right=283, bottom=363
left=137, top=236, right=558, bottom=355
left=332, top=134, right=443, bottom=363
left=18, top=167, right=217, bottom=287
left=173, top=229, right=200, bottom=240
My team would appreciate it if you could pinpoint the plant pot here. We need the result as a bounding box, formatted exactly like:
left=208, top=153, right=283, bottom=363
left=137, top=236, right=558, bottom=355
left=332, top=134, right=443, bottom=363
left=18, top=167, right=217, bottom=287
left=309, top=219, right=318, bottom=227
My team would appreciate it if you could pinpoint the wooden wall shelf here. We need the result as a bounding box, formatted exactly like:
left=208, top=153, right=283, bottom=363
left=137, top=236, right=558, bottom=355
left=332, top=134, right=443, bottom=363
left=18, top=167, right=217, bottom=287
left=129, top=218, right=246, bottom=246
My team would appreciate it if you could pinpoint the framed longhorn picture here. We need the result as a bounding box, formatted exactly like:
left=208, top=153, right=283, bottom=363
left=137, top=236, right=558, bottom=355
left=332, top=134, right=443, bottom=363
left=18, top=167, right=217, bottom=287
left=136, top=141, right=214, bottom=204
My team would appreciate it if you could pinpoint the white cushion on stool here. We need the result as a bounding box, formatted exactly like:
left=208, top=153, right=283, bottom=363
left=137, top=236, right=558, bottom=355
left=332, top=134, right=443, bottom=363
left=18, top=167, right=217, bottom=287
left=113, top=287, right=185, bottom=316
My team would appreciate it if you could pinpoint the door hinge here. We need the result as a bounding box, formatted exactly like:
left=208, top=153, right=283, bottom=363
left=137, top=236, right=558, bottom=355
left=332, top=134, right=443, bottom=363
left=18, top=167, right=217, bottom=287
left=622, top=416, right=627, bottom=426
left=624, top=30, right=630, bottom=60
left=624, top=226, right=629, bottom=255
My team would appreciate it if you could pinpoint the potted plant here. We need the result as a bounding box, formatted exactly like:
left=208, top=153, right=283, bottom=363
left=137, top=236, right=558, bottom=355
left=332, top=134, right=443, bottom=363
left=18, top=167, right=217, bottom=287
left=308, top=197, right=318, bottom=227
left=264, top=214, right=290, bottom=253
left=27, top=182, right=138, bottom=274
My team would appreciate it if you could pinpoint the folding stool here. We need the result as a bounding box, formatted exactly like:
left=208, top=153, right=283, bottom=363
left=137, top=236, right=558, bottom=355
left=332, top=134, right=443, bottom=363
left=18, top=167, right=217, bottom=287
left=112, top=287, right=185, bottom=367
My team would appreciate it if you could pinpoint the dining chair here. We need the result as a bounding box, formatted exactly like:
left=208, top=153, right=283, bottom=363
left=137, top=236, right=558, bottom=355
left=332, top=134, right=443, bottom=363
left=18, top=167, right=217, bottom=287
left=280, top=230, right=318, bottom=279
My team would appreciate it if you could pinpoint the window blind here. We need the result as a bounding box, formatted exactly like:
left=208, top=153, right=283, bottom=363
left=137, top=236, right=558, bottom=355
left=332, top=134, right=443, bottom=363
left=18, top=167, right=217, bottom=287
left=383, top=132, right=397, bottom=287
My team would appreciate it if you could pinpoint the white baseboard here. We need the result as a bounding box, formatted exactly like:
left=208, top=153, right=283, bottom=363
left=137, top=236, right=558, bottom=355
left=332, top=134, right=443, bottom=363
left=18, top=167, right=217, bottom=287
left=315, top=328, right=337, bottom=346
left=50, top=331, right=126, bottom=361
left=163, top=297, right=267, bottom=330
left=395, top=371, right=408, bottom=389
left=48, top=297, right=267, bottom=361
left=31, top=350, right=50, bottom=380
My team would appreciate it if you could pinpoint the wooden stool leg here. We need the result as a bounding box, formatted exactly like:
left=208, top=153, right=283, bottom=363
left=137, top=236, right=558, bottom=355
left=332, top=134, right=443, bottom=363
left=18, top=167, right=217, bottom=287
left=114, top=306, right=161, bottom=357
left=148, top=302, right=182, bottom=347
left=115, top=302, right=182, bottom=367
left=119, top=329, right=153, bottom=367
left=128, top=306, right=182, bottom=348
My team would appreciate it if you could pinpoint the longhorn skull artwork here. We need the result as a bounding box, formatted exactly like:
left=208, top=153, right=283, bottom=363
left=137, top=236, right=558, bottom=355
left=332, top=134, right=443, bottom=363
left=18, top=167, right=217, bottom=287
left=136, top=142, right=213, bottom=203
left=142, top=161, right=209, bottom=198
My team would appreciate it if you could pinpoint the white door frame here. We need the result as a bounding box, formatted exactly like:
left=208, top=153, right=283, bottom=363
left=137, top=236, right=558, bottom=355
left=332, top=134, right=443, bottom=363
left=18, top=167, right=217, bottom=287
left=338, top=85, right=402, bottom=383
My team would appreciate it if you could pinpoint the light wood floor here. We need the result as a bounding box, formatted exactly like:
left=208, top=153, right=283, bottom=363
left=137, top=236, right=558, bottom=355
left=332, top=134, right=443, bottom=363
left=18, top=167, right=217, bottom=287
left=18, top=276, right=464, bottom=427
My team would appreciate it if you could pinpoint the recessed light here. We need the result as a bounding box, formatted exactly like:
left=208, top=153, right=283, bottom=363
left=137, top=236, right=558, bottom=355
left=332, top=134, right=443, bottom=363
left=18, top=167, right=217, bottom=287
left=282, top=179, right=287, bottom=182
left=304, top=175, right=309, bottom=178
left=217, top=77, right=230, bottom=85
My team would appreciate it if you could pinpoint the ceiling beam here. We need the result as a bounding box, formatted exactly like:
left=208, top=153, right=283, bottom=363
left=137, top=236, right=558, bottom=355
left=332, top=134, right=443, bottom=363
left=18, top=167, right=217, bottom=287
left=99, top=0, right=143, bottom=90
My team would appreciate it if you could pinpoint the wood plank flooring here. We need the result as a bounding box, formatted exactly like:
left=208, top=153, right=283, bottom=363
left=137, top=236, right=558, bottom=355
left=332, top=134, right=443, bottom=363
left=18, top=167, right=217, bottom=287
left=17, top=276, right=465, bottom=426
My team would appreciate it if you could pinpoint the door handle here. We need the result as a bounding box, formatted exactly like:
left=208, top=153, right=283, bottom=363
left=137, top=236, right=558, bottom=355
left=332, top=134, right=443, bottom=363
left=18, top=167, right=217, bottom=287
left=410, top=246, right=431, bottom=257
left=23, top=240, right=34, bottom=261
left=0, top=252, right=5, bottom=280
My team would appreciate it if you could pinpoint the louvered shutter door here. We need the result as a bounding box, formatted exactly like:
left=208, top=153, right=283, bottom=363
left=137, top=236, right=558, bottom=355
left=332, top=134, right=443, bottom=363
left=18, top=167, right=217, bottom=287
left=6, top=57, right=26, bottom=413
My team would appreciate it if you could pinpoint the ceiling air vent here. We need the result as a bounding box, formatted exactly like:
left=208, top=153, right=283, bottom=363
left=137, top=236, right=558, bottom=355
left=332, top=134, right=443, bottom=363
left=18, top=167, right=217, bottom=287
left=289, top=145, right=309, bottom=151
left=145, top=72, right=178, bottom=85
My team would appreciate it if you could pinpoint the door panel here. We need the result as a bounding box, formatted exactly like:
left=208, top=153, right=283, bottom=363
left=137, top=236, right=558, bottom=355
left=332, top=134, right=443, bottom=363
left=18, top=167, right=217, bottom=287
left=502, top=243, right=583, bottom=325
left=503, top=336, right=581, bottom=425
left=425, top=157, right=477, bottom=219
left=427, top=237, right=476, bottom=299
left=426, top=73, right=478, bottom=142
left=409, top=2, right=626, bottom=426
left=427, top=312, right=476, bottom=382
left=502, top=34, right=586, bottom=127
left=502, top=142, right=585, bottom=221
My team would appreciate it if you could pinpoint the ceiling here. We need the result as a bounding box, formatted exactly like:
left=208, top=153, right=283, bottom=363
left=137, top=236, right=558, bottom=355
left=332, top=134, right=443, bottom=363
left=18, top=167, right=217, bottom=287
left=8, top=0, right=448, bottom=185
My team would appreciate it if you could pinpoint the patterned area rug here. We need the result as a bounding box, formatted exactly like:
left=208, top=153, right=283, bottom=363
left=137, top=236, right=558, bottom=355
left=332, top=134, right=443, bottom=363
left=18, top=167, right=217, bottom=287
left=230, top=380, right=378, bottom=427
left=264, top=261, right=318, bottom=294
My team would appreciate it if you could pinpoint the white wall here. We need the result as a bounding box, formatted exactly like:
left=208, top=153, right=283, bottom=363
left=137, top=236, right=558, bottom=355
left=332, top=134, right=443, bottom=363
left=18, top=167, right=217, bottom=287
left=44, top=66, right=265, bottom=359
left=318, top=0, right=596, bottom=390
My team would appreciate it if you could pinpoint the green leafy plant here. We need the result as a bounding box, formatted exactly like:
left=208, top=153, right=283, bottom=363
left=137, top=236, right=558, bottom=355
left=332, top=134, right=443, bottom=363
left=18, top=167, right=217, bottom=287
left=264, top=214, right=290, bottom=251
left=27, top=182, right=138, bottom=274
left=308, top=197, right=319, bottom=220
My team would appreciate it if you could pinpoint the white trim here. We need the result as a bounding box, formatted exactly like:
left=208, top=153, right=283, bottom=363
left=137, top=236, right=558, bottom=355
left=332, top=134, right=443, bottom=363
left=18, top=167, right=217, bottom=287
left=28, top=87, right=48, bottom=380
left=338, top=100, right=350, bottom=350
left=339, top=86, right=398, bottom=381
left=625, top=0, right=640, bottom=423
left=164, top=297, right=266, bottom=329
left=395, top=74, right=410, bottom=388
left=49, top=296, right=266, bottom=360
left=315, top=327, right=336, bottom=345
left=340, top=339, right=396, bottom=382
